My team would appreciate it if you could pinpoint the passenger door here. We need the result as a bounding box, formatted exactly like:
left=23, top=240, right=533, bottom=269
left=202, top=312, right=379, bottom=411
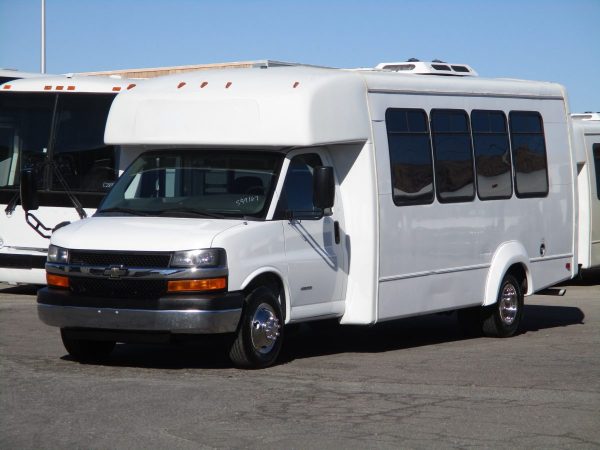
left=275, top=152, right=345, bottom=316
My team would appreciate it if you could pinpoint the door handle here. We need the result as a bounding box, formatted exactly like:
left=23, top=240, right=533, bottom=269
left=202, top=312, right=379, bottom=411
left=334, top=221, right=340, bottom=245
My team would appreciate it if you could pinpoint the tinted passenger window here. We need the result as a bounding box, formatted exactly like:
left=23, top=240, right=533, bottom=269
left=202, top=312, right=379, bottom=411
left=385, top=108, right=434, bottom=205
left=471, top=110, right=512, bottom=199
left=275, top=153, right=323, bottom=219
left=509, top=111, right=548, bottom=197
left=593, top=145, right=600, bottom=200
left=51, top=94, right=117, bottom=193
left=431, top=109, right=475, bottom=202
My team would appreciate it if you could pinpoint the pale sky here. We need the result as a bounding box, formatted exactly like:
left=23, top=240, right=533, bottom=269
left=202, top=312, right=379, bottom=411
left=1, top=0, right=598, bottom=112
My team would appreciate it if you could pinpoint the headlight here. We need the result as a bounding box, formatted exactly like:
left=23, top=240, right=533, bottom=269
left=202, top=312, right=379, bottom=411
left=47, top=245, right=69, bottom=264
left=171, top=248, right=226, bottom=268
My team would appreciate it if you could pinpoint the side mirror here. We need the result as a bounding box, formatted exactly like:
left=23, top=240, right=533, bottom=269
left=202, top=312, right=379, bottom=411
left=20, top=169, right=39, bottom=212
left=313, top=166, right=335, bottom=209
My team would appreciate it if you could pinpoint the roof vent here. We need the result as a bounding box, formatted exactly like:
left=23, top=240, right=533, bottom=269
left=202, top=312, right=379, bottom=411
left=375, top=61, right=478, bottom=77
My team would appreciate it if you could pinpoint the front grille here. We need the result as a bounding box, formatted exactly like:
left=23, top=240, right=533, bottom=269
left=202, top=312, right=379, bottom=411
left=70, top=278, right=167, bottom=299
left=69, top=251, right=172, bottom=268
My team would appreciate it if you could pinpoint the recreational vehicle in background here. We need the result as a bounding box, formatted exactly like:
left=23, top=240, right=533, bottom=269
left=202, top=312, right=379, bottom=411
left=0, top=75, right=139, bottom=285
left=28, top=61, right=578, bottom=368
left=572, top=113, right=600, bottom=270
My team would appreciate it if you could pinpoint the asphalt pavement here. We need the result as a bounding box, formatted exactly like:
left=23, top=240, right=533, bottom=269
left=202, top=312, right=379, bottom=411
left=1, top=275, right=599, bottom=449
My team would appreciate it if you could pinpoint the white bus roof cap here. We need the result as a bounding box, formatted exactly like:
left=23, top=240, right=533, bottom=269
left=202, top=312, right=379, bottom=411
left=105, top=66, right=371, bottom=147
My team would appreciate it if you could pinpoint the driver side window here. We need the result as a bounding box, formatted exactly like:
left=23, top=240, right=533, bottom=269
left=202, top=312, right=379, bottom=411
left=275, top=153, right=323, bottom=220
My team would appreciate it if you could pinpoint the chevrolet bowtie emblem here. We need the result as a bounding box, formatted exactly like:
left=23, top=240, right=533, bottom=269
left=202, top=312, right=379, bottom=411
left=104, top=265, right=128, bottom=279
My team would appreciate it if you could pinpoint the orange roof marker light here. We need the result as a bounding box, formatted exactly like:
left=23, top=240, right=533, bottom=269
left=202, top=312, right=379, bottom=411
left=225, top=81, right=232, bottom=89
left=55, top=85, right=64, bottom=91
left=293, top=81, right=300, bottom=88
left=177, top=82, right=186, bottom=89
left=67, top=86, right=75, bottom=91
left=112, top=86, right=122, bottom=92
left=2, top=85, right=11, bottom=90
left=126, top=83, right=136, bottom=90
left=44, top=85, right=52, bottom=90
left=200, top=81, right=208, bottom=88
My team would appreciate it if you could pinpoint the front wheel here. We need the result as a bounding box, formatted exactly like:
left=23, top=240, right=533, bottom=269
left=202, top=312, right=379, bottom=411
left=482, top=274, right=524, bottom=338
left=60, top=329, right=116, bottom=363
left=229, top=286, right=283, bottom=369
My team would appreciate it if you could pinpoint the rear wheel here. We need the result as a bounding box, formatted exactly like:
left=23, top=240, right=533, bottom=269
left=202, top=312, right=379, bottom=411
left=60, top=329, right=115, bottom=363
left=229, top=286, right=283, bottom=369
left=482, top=273, right=524, bottom=338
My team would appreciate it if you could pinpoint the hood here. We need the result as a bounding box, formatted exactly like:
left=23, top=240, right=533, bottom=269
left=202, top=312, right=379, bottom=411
left=51, top=216, right=243, bottom=251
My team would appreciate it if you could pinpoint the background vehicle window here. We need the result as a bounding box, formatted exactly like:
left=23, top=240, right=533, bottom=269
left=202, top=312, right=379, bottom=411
left=275, top=153, right=323, bottom=219
left=593, top=144, right=600, bottom=200
left=385, top=108, right=434, bottom=206
left=509, top=111, right=549, bottom=197
left=51, top=94, right=117, bottom=193
left=471, top=110, right=512, bottom=200
left=431, top=109, right=475, bottom=203
left=0, top=92, right=54, bottom=189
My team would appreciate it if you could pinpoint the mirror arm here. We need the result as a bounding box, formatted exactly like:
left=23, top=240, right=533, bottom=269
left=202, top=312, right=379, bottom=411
left=25, top=212, right=52, bottom=239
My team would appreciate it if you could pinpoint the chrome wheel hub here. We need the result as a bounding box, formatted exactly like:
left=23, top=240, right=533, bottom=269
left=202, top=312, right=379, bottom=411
left=250, top=303, right=281, bottom=354
left=499, top=283, right=518, bottom=325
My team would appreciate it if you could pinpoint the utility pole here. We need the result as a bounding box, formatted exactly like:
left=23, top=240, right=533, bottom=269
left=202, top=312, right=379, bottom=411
left=41, top=0, right=46, bottom=73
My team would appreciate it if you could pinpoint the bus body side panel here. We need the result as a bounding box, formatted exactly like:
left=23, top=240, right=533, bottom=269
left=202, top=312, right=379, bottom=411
left=0, top=205, right=96, bottom=285
left=332, top=142, right=379, bottom=325
left=368, top=92, right=574, bottom=322
left=584, top=134, right=600, bottom=268
left=574, top=123, right=592, bottom=269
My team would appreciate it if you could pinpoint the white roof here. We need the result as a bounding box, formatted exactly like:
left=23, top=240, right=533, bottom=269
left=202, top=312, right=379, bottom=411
left=0, top=74, right=140, bottom=94
left=105, top=65, right=567, bottom=147
left=571, top=113, right=600, bottom=135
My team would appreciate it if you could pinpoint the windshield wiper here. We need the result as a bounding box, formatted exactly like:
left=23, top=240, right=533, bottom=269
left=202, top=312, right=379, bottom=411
left=154, top=207, right=228, bottom=219
left=95, top=207, right=152, bottom=216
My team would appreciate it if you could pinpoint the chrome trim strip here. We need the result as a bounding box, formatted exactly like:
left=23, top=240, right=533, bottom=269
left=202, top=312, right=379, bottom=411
left=368, top=89, right=564, bottom=100
left=3, top=246, right=48, bottom=253
left=45, top=263, right=228, bottom=280
left=379, top=263, right=490, bottom=283
left=530, top=253, right=573, bottom=263
left=38, top=304, right=241, bottom=334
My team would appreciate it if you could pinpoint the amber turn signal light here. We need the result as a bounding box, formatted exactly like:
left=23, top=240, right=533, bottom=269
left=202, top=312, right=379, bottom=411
left=47, top=273, right=69, bottom=288
left=167, top=277, right=226, bottom=293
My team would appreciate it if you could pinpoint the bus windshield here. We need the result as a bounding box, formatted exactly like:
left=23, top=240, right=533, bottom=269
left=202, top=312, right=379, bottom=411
left=97, top=150, right=284, bottom=219
left=0, top=92, right=117, bottom=196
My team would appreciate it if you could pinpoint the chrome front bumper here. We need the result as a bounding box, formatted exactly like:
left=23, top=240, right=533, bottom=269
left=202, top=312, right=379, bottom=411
left=38, top=303, right=242, bottom=334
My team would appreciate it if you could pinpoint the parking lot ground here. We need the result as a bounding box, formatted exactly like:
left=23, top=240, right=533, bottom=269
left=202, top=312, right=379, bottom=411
left=1, top=276, right=599, bottom=449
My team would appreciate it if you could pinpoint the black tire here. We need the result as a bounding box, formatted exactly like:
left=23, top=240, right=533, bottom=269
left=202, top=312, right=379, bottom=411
left=60, top=329, right=116, bottom=363
left=229, top=286, right=284, bottom=369
left=456, top=306, right=483, bottom=337
left=482, top=273, right=524, bottom=338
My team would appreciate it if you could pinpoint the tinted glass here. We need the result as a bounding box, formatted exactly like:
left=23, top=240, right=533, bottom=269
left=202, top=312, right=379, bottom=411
left=386, top=109, right=434, bottom=205
left=431, top=109, right=475, bottom=202
left=99, top=150, right=283, bottom=219
left=471, top=110, right=512, bottom=199
left=51, top=94, right=117, bottom=193
left=0, top=92, right=54, bottom=188
left=275, top=153, right=323, bottom=219
left=509, top=111, right=548, bottom=197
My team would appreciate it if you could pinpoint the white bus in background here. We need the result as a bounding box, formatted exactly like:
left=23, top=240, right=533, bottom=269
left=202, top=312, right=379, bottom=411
left=0, top=75, right=139, bottom=285
left=30, top=61, right=577, bottom=368
left=0, top=69, right=45, bottom=85
left=572, top=113, right=600, bottom=270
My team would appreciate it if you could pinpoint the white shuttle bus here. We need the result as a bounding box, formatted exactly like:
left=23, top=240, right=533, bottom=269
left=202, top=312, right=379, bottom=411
left=572, top=113, right=600, bottom=270
left=29, top=61, right=577, bottom=368
left=0, top=75, right=139, bottom=284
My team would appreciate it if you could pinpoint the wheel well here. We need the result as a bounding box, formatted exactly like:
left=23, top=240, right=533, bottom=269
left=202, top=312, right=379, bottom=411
left=506, top=263, right=528, bottom=294
left=243, top=273, right=287, bottom=321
